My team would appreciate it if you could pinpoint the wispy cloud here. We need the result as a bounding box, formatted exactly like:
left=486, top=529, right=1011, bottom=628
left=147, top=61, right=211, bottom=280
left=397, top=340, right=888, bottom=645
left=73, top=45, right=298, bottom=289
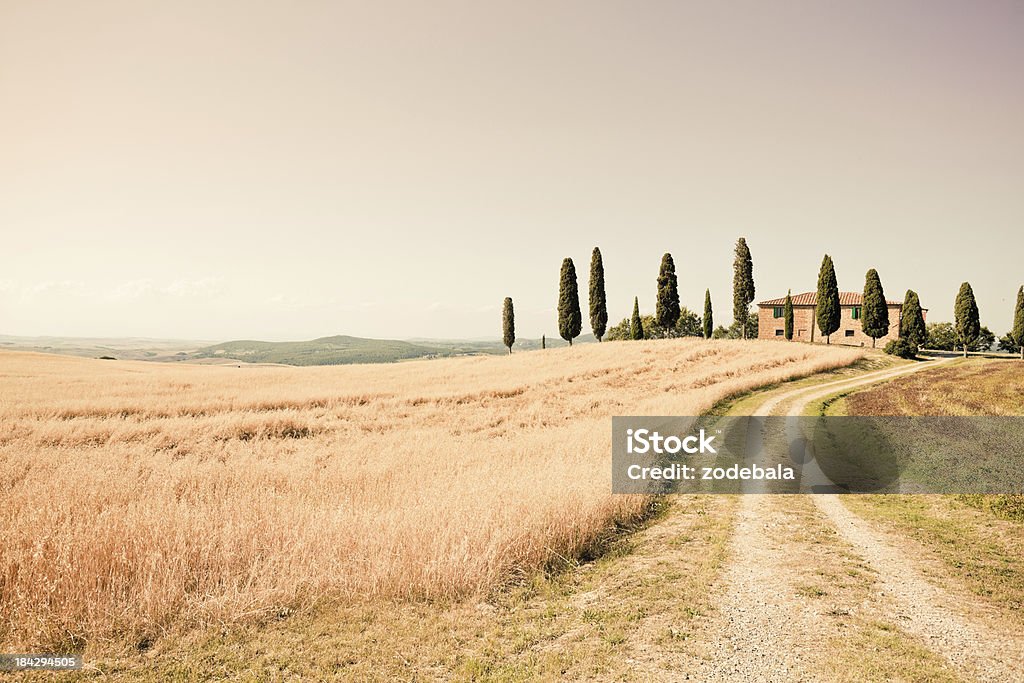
left=161, top=277, right=224, bottom=298
left=22, top=280, right=93, bottom=298
left=7, top=278, right=226, bottom=303
left=107, top=279, right=154, bottom=301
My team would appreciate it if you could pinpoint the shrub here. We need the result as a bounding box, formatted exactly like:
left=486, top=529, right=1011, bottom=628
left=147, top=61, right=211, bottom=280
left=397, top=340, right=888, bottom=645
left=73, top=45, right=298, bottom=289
left=884, top=338, right=918, bottom=359
left=926, top=322, right=957, bottom=351
left=605, top=317, right=631, bottom=341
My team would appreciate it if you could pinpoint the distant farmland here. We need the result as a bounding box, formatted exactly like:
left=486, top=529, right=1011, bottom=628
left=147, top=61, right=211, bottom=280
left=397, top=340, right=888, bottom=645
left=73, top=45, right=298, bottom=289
left=192, top=335, right=460, bottom=365
left=190, top=334, right=595, bottom=365
left=0, top=340, right=860, bottom=653
left=0, top=334, right=593, bottom=366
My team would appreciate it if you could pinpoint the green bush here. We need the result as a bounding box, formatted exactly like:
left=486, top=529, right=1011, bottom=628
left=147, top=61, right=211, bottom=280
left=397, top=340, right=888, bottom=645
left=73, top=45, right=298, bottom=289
left=884, top=337, right=918, bottom=359
left=926, top=322, right=957, bottom=350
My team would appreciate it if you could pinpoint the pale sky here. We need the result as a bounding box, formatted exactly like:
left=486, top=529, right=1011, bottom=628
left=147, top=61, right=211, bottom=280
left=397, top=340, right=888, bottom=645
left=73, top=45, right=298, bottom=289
left=2, top=1, right=1022, bottom=341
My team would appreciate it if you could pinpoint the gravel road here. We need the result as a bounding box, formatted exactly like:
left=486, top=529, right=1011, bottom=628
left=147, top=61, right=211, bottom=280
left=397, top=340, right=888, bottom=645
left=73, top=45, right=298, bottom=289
left=690, top=358, right=1024, bottom=681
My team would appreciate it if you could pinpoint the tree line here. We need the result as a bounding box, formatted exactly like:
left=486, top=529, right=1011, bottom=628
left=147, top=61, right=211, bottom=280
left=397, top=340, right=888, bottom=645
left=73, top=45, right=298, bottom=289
left=500, top=241, right=1024, bottom=360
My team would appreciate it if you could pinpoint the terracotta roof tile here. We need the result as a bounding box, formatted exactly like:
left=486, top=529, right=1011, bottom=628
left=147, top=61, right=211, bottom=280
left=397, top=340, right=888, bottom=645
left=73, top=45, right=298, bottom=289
left=757, top=292, right=902, bottom=307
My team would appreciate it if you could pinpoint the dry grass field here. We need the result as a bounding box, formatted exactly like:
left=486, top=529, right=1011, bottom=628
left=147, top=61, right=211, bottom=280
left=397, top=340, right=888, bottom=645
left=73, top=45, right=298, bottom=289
left=835, top=358, right=1024, bottom=416
left=0, top=340, right=861, bottom=655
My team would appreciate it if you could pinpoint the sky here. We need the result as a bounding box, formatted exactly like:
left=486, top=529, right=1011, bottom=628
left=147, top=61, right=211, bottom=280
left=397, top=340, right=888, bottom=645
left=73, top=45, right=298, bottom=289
left=1, top=0, right=1022, bottom=341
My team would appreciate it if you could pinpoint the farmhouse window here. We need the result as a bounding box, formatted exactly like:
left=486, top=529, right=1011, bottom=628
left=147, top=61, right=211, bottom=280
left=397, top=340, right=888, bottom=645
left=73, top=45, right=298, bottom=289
left=773, top=307, right=784, bottom=318
left=851, top=306, right=862, bottom=319
left=845, top=329, right=855, bottom=337
left=775, top=329, right=784, bottom=336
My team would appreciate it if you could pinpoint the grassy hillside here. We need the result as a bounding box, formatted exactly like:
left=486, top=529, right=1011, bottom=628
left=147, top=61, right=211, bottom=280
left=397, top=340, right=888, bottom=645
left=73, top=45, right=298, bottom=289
left=192, top=335, right=453, bottom=365
left=192, top=333, right=598, bottom=365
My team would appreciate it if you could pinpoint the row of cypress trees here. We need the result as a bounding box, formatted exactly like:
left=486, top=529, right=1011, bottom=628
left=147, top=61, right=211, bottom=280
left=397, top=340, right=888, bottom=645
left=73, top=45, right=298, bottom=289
left=505, top=245, right=734, bottom=352
left=503, top=246, right=1024, bottom=358
left=502, top=247, right=608, bottom=353
left=507, top=238, right=757, bottom=350
left=812, top=255, right=1024, bottom=359
left=811, top=253, right=929, bottom=351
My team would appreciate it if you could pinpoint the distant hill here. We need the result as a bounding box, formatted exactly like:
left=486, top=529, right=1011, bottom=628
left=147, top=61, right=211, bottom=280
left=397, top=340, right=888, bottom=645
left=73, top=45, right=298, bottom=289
left=0, top=332, right=598, bottom=366
left=192, top=334, right=598, bottom=366
left=0, top=335, right=214, bottom=361
left=191, top=335, right=458, bottom=366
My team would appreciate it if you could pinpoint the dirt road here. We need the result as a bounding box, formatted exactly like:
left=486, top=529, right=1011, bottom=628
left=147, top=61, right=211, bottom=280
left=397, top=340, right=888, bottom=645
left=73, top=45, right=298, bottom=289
left=693, top=357, right=1024, bottom=682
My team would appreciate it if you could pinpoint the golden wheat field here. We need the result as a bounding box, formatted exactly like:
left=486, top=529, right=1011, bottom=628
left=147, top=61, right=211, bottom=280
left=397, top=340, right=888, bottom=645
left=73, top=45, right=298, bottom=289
left=0, top=340, right=861, bottom=652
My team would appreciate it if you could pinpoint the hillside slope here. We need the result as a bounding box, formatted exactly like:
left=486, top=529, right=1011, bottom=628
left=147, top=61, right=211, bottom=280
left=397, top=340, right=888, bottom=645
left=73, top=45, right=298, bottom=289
left=192, top=335, right=450, bottom=365
left=191, top=333, right=598, bottom=365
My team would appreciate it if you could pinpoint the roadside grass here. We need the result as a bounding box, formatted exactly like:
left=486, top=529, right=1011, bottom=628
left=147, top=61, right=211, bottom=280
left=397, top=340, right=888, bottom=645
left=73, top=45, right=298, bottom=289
left=771, top=496, right=964, bottom=683
left=842, top=496, right=1024, bottom=627
left=707, top=350, right=900, bottom=417
left=834, top=620, right=965, bottom=683
left=41, top=496, right=737, bottom=681
left=796, top=355, right=948, bottom=418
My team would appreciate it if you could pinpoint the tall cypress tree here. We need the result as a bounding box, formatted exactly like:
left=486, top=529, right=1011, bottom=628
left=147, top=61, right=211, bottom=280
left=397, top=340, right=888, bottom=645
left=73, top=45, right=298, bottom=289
left=861, top=269, right=890, bottom=348
left=732, top=238, right=755, bottom=339
left=589, top=247, right=608, bottom=342
left=899, top=290, right=927, bottom=348
left=1012, top=285, right=1024, bottom=360
left=630, top=297, right=644, bottom=340
left=502, top=297, right=515, bottom=354
left=816, top=254, right=840, bottom=344
left=558, top=258, right=582, bottom=345
left=954, top=282, right=980, bottom=358
left=784, top=290, right=794, bottom=341
left=703, top=289, right=713, bottom=339
left=656, top=253, right=680, bottom=334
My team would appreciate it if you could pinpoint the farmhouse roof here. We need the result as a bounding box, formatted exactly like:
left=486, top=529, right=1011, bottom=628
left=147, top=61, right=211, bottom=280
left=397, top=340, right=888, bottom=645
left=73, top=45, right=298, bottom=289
left=757, top=291, right=902, bottom=307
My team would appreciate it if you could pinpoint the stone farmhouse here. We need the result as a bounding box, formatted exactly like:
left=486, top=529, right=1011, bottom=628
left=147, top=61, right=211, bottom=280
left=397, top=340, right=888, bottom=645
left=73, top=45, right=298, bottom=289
left=756, top=292, right=924, bottom=346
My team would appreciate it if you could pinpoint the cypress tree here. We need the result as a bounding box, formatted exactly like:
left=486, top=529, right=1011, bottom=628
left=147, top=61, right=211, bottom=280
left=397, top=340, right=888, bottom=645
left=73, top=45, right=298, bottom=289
left=542, top=334, right=546, bottom=350
left=589, top=247, right=608, bottom=341
left=703, top=289, right=713, bottom=339
left=954, top=282, right=980, bottom=358
left=816, top=254, right=840, bottom=344
left=502, top=297, right=515, bottom=354
left=784, top=290, right=794, bottom=341
left=656, top=253, right=680, bottom=334
left=861, top=269, right=890, bottom=348
left=558, top=258, right=582, bottom=345
left=732, top=238, right=755, bottom=339
left=1012, top=286, right=1024, bottom=360
left=630, top=297, right=644, bottom=340
left=899, top=290, right=927, bottom=348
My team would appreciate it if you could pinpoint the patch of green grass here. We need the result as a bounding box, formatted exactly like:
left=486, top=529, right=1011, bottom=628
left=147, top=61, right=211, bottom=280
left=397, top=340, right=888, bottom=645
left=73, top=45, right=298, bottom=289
left=821, top=620, right=964, bottom=683
left=795, top=584, right=828, bottom=598
left=958, top=494, right=1024, bottom=521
